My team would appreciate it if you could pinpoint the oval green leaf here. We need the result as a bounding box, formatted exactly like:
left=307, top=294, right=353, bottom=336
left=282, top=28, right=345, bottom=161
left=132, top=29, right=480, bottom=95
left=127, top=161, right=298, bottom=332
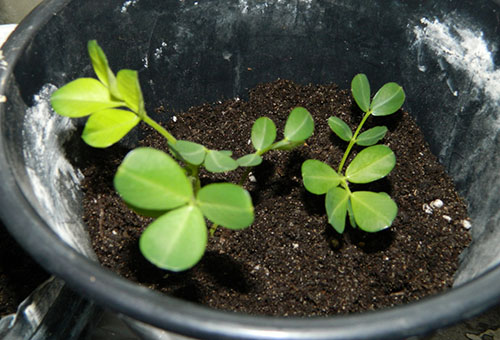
left=50, top=78, right=122, bottom=117
left=173, top=140, right=206, bottom=165
left=82, top=109, right=140, bottom=148
left=204, top=150, right=238, bottom=173
left=87, top=40, right=121, bottom=100
left=139, top=205, right=207, bottom=271
left=351, top=73, right=371, bottom=112
left=117, top=69, right=145, bottom=115
left=237, top=154, right=263, bottom=167
left=251, top=117, right=277, bottom=151
left=356, top=126, right=388, bottom=146
left=346, top=145, right=396, bottom=184
left=350, top=191, right=398, bottom=232
left=301, top=159, right=341, bottom=195
left=325, top=187, right=349, bottom=234
left=328, top=116, right=352, bottom=142
left=114, top=147, right=192, bottom=210
left=370, top=82, right=405, bottom=116
left=197, top=183, right=254, bottom=230
left=271, top=139, right=305, bottom=151
left=284, top=107, right=314, bottom=142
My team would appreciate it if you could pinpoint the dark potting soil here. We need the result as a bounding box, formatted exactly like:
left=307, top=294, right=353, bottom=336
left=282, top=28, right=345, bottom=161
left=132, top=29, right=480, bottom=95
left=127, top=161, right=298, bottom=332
left=80, top=79, right=471, bottom=316
left=0, top=225, right=50, bottom=316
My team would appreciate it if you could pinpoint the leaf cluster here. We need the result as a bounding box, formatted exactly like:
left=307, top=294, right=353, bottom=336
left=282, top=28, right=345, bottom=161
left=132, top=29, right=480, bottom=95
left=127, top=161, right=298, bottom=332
left=302, top=74, right=405, bottom=233
left=50, top=41, right=314, bottom=271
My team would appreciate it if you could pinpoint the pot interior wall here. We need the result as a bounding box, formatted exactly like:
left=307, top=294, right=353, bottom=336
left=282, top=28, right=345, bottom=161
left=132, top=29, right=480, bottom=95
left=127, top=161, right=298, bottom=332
left=5, top=0, right=500, bottom=288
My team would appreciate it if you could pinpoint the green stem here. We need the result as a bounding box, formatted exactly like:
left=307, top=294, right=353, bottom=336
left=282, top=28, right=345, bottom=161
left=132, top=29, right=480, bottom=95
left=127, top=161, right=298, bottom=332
left=142, top=115, right=178, bottom=145
left=237, top=146, right=270, bottom=186
left=337, top=110, right=372, bottom=173
left=187, top=164, right=201, bottom=194
left=209, top=223, right=219, bottom=236
left=239, top=167, right=252, bottom=186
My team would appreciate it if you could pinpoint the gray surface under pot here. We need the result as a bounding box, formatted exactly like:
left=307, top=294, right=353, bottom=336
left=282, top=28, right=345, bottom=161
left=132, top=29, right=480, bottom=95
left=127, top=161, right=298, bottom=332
left=1, top=0, right=500, bottom=339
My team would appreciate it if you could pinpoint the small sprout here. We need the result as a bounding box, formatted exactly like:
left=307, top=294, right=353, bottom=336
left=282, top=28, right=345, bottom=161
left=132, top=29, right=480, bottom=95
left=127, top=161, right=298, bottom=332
left=302, top=74, right=405, bottom=233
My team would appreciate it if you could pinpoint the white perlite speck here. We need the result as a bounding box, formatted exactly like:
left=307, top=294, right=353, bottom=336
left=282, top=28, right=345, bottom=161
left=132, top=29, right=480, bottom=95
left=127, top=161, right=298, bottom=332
left=422, top=203, right=433, bottom=214
left=430, top=199, right=444, bottom=209
left=461, top=220, right=472, bottom=230
left=414, top=17, right=500, bottom=102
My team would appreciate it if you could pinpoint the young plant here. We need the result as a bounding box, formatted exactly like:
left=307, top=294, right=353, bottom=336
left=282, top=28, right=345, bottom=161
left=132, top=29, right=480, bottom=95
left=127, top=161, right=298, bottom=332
left=302, top=74, right=405, bottom=233
left=50, top=40, right=314, bottom=271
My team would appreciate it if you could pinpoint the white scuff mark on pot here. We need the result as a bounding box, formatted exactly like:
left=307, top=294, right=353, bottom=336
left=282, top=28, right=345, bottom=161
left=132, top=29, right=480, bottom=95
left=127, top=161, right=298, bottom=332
left=0, top=50, right=7, bottom=70
left=153, top=41, right=167, bottom=60
left=0, top=94, right=6, bottom=102
left=23, top=84, right=95, bottom=259
left=446, top=78, right=459, bottom=97
left=414, top=17, right=500, bottom=102
left=222, top=51, right=232, bottom=61
left=120, top=0, right=138, bottom=13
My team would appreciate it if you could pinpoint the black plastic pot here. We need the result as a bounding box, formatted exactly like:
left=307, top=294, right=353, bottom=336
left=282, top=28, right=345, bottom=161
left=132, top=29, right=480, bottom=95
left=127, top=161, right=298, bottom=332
left=1, top=0, right=500, bottom=339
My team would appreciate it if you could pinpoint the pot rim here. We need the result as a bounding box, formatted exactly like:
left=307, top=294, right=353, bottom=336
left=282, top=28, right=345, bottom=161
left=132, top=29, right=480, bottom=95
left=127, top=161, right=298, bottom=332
left=1, top=1, right=499, bottom=339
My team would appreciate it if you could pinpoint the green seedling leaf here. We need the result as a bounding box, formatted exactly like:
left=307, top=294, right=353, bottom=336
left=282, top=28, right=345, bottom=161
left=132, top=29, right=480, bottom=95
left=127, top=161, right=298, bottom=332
left=139, top=205, right=207, bottom=271
left=351, top=73, right=371, bottom=112
left=346, top=145, right=395, bottom=184
left=87, top=40, right=121, bottom=100
left=356, top=126, right=388, bottom=146
left=237, top=154, right=263, bottom=167
left=252, top=117, right=277, bottom=151
left=197, top=183, right=254, bottom=230
left=204, top=150, right=238, bottom=173
left=284, top=107, right=314, bottom=142
left=125, top=202, right=167, bottom=218
left=114, top=147, right=192, bottom=210
left=219, top=151, right=233, bottom=157
left=325, top=187, right=349, bottom=233
left=350, top=191, right=397, bottom=232
left=117, top=69, right=145, bottom=115
left=82, top=109, right=140, bottom=148
left=328, top=116, right=353, bottom=142
left=173, top=140, right=206, bottom=165
left=271, top=139, right=305, bottom=151
left=302, top=159, right=341, bottom=195
left=370, top=82, right=405, bottom=116
left=50, top=78, right=122, bottom=117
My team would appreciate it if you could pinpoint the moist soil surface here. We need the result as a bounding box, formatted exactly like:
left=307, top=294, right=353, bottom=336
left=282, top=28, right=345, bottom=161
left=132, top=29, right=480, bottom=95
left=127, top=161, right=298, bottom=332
left=80, top=79, right=471, bottom=316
